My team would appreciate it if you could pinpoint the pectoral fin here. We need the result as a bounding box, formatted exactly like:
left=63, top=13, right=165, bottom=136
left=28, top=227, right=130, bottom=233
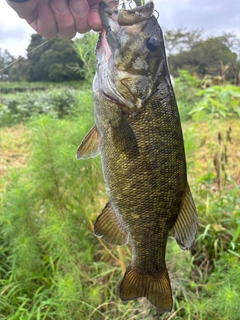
left=94, top=202, right=129, bottom=246
left=76, top=125, right=100, bottom=159
left=110, top=111, right=139, bottom=157
left=172, top=183, right=198, bottom=250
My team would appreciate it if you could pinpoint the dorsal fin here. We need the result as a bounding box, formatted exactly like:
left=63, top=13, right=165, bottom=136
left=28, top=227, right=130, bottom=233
left=76, top=125, right=100, bottom=159
left=94, top=202, right=129, bottom=246
left=172, top=183, right=198, bottom=250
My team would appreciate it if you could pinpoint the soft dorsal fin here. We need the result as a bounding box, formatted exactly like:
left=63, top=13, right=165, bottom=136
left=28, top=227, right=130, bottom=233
left=94, top=202, right=129, bottom=246
left=76, top=125, right=100, bottom=159
left=172, top=183, right=198, bottom=250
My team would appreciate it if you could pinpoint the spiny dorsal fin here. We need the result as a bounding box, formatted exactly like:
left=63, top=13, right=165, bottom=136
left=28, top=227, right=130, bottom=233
left=172, top=183, right=198, bottom=250
left=120, top=266, right=173, bottom=312
left=94, top=202, right=129, bottom=246
left=76, top=125, right=100, bottom=159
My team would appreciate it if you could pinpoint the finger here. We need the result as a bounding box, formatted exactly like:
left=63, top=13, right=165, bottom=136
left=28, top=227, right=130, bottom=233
left=88, top=4, right=102, bottom=31
left=88, top=0, right=100, bottom=6
left=27, top=0, right=58, bottom=38
left=51, top=0, right=76, bottom=39
left=69, top=0, right=91, bottom=34
left=6, top=0, right=39, bottom=19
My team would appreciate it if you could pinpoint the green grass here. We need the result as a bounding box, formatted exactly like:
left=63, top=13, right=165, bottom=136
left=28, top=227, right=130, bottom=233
left=0, top=82, right=239, bottom=319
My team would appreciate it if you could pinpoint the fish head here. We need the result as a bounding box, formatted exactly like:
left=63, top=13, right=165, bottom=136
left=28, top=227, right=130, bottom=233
left=94, top=1, right=165, bottom=111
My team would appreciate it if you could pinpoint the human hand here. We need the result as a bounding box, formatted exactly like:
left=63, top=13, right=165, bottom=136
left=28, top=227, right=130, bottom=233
left=6, top=0, right=117, bottom=39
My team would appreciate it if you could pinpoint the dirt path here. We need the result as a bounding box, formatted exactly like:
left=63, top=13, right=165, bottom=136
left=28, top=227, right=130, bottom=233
left=0, top=124, right=28, bottom=178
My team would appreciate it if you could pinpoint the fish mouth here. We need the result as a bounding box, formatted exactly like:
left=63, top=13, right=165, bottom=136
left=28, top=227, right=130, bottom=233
left=97, top=1, right=154, bottom=51
left=99, top=1, right=154, bottom=27
left=94, top=2, right=157, bottom=114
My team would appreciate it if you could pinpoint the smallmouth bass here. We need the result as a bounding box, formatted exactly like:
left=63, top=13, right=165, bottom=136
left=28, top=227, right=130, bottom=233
left=77, top=1, right=197, bottom=312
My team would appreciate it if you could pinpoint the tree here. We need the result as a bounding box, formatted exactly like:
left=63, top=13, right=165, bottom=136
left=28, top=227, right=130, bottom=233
left=8, top=57, right=29, bottom=82
left=216, top=32, right=240, bottom=59
left=26, top=34, right=83, bottom=82
left=164, top=28, right=203, bottom=55
left=168, top=37, right=238, bottom=78
left=0, top=49, right=15, bottom=81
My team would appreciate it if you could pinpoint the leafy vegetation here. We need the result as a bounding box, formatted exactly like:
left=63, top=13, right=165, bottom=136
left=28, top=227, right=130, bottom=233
left=0, top=85, right=92, bottom=126
left=0, top=77, right=239, bottom=319
left=174, top=70, right=240, bottom=121
left=190, top=85, right=240, bottom=120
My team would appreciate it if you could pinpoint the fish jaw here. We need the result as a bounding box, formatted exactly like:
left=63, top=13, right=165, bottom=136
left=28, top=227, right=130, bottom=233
left=98, top=1, right=154, bottom=46
left=94, top=1, right=163, bottom=111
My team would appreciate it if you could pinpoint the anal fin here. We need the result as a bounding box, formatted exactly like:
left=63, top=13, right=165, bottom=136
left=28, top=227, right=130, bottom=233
left=172, top=182, right=198, bottom=250
left=120, top=266, right=173, bottom=312
left=94, top=202, right=129, bottom=246
left=76, top=125, right=100, bottom=159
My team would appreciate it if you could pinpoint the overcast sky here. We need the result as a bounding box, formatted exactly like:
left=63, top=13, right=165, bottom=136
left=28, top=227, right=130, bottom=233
left=0, top=0, right=240, bottom=58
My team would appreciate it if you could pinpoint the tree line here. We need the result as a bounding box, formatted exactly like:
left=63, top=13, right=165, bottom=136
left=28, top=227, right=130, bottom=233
left=166, top=29, right=240, bottom=84
left=0, top=29, right=240, bottom=83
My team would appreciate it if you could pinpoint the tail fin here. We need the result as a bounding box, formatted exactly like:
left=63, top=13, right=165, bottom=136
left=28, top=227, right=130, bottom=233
left=120, top=267, right=173, bottom=312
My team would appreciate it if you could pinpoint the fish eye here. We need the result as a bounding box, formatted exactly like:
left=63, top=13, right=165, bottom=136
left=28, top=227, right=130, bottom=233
left=146, top=37, right=158, bottom=52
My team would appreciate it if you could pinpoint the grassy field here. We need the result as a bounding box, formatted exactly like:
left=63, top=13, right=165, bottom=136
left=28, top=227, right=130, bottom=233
left=0, top=81, right=239, bottom=319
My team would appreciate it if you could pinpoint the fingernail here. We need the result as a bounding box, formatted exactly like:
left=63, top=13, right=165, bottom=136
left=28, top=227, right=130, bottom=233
left=72, top=0, right=89, bottom=15
left=54, top=0, right=68, bottom=13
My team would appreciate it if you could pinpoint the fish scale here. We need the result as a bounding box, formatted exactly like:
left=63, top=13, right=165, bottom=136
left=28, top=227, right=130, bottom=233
left=77, top=1, right=197, bottom=312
